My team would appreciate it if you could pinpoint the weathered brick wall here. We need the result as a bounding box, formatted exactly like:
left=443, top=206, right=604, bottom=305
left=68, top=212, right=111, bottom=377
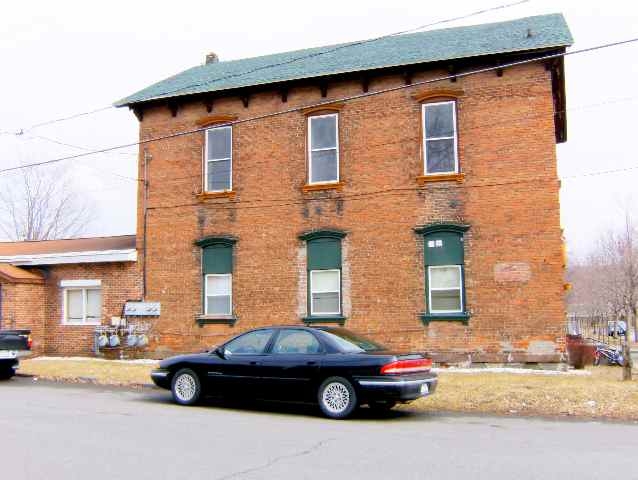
left=0, top=282, right=46, bottom=354
left=41, top=262, right=141, bottom=356
left=137, top=62, right=565, bottom=362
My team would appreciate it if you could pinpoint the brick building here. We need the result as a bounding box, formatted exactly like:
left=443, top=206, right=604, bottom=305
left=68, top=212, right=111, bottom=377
left=115, top=13, right=572, bottom=362
left=0, top=236, right=140, bottom=355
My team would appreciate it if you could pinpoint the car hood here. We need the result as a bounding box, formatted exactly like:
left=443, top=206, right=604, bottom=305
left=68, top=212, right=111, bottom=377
left=158, top=352, right=209, bottom=369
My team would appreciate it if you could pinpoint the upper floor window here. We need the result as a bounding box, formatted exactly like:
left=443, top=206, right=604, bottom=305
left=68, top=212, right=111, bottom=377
left=308, top=113, right=339, bottom=184
left=205, top=126, right=232, bottom=192
left=422, top=101, right=458, bottom=175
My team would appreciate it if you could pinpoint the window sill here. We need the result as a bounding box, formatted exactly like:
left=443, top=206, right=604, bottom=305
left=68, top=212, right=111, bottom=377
left=302, top=182, right=344, bottom=193
left=420, top=312, right=470, bottom=326
left=196, top=315, right=237, bottom=327
left=302, top=315, right=347, bottom=325
left=196, top=190, right=236, bottom=201
left=62, top=322, right=101, bottom=327
left=416, top=173, right=465, bottom=185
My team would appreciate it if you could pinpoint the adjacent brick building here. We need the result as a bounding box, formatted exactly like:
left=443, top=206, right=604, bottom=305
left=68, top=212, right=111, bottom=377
left=0, top=236, right=140, bottom=355
left=112, top=14, right=573, bottom=362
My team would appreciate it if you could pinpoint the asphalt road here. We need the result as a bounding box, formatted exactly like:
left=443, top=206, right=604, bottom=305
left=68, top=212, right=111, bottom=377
left=2, top=376, right=637, bottom=480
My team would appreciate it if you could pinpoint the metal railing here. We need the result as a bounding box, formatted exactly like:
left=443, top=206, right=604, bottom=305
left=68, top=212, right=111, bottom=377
left=567, top=314, right=629, bottom=349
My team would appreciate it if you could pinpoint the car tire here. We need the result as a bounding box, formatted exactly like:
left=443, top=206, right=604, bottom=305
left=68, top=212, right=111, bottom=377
left=171, top=368, right=201, bottom=406
left=368, top=400, right=397, bottom=411
left=0, top=367, right=15, bottom=380
left=318, top=376, right=357, bottom=419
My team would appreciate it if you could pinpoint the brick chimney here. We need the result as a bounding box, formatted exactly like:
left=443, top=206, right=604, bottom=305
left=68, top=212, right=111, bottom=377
left=205, top=52, right=219, bottom=65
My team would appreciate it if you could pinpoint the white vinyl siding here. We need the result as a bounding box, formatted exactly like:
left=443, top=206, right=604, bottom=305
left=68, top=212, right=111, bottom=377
left=423, top=101, right=458, bottom=175
left=205, top=126, right=232, bottom=192
left=205, top=274, right=232, bottom=315
left=63, top=287, right=102, bottom=325
left=308, top=114, right=339, bottom=184
left=310, top=269, right=341, bottom=315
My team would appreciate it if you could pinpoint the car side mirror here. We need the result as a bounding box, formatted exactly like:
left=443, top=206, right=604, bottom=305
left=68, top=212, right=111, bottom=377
left=215, top=347, right=227, bottom=359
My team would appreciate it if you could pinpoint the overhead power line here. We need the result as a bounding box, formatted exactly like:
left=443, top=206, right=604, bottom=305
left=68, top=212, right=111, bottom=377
left=2, top=35, right=638, bottom=176
left=4, top=0, right=529, bottom=135
left=4, top=95, right=638, bottom=199
left=137, top=0, right=532, bottom=103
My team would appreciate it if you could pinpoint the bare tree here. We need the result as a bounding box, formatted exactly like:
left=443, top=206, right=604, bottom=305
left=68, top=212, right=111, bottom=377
left=568, top=208, right=637, bottom=380
left=0, top=166, right=93, bottom=241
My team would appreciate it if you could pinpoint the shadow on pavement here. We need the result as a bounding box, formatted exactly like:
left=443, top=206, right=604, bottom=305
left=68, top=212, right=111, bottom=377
left=137, top=389, right=436, bottom=422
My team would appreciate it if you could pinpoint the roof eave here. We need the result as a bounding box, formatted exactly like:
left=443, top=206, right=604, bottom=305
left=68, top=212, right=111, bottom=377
left=116, top=45, right=572, bottom=110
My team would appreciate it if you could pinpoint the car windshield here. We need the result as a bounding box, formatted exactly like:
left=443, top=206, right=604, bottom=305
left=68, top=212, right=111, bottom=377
left=318, top=327, right=387, bottom=353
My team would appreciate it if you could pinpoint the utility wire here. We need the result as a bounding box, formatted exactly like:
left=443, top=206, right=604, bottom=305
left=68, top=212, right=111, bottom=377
left=2, top=35, right=638, bottom=176
left=4, top=0, right=529, bottom=135
left=137, top=0, right=532, bottom=103
left=152, top=94, right=638, bottom=186
left=4, top=93, right=636, bottom=198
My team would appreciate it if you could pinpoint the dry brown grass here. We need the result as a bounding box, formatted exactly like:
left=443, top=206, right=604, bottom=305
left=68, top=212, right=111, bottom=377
left=18, top=359, right=638, bottom=420
left=403, top=367, right=638, bottom=420
left=19, top=358, right=156, bottom=387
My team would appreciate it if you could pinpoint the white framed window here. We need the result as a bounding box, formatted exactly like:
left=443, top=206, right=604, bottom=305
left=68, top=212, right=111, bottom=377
left=308, top=113, right=339, bottom=184
left=422, top=101, right=458, bottom=175
left=310, top=269, right=341, bottom=315
left=428, top=265, right=463, bottom=313
left=205, top=273, right=232, bottom=315
left=205, top=126, right=232, bottom=192
left=63, top=287, right=102, bottom=325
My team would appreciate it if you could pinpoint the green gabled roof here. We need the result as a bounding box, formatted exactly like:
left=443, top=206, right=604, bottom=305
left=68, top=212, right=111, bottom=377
left=114, top=13, right=572, bottom=107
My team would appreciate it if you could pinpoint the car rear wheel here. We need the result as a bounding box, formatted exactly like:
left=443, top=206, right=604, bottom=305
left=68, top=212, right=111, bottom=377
left=318, top=377, right=357, bottom=419
left=171, top=368, right=201, bottom=405
left=0, top=367, right=15, bottom=380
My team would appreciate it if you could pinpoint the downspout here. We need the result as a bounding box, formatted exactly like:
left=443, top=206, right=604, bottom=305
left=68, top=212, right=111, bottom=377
left=142, top=149, right=151, bottom=301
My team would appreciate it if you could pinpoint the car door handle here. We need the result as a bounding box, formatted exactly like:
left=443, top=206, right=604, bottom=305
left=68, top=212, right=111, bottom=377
left=250, top=361, right=261, bottom=366
left=306, top=361, right=317, bottom=366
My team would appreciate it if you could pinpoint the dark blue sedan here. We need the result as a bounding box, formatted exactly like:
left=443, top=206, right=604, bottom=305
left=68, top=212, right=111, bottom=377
left=151, top=326, right=437, bottom=419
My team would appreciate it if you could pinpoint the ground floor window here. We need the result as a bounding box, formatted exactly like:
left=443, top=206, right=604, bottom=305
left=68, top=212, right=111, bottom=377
left=428, top=265, right=463, bottom=313
left=310, top=269, right=341, bottom=315
left=63, top=287, right=102, bottom=324
left=300, top=229, right=346, bottom=320
left=205, top=273, right=232, bottom=315
left=196, top=236, right=237, bottom=320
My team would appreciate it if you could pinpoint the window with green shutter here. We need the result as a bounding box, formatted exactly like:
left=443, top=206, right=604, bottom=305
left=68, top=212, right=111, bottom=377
left=195, top=236, right=237, bottom=324
left=299, top=230, right=346, bottom=323
left=415, top=224, right=470, bottom=324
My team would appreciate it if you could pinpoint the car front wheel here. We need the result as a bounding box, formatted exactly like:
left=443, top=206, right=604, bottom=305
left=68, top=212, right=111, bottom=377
left=318, top=377, right=357, bottom=419
left=171, top=368, right=201, bottom=405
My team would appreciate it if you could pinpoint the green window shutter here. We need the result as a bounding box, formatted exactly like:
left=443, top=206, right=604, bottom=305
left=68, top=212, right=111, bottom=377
left=308, top=238, right=341, bottom=270
left=202, top=244, right=233, bottom=274
left=424, top=231, right=464, bottom=266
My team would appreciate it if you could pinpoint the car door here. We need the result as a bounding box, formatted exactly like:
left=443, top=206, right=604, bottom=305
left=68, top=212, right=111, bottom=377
left=208, top=329, right=275, bottom=397
left=259, top=329, right=323, bottom=401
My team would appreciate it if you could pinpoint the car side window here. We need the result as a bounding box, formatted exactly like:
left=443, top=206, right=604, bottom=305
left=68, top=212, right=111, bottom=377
left=224, top=329, right=274, bottom=355
left=272, top=330, right=322, bottom=355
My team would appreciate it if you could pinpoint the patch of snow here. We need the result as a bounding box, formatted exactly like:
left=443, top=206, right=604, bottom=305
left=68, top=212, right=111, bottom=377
left=433, top=367, right=592, bottom=376
left=30, top=356, right=158, bottom=365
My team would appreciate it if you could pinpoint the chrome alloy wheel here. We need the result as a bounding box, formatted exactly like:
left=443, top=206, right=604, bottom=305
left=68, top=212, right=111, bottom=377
left=322, top=381, right=351, bottom=414
left=174, top=373, right=197, bottom=402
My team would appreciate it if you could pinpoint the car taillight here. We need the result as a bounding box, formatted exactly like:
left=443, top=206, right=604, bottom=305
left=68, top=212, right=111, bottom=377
left=381, top=358, right=432, bottom=374
left=27, top=335, right=33, bottom=349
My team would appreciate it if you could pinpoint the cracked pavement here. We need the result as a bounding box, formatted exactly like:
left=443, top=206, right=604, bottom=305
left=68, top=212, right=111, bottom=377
left=2, top=376, right=637, bottom=480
